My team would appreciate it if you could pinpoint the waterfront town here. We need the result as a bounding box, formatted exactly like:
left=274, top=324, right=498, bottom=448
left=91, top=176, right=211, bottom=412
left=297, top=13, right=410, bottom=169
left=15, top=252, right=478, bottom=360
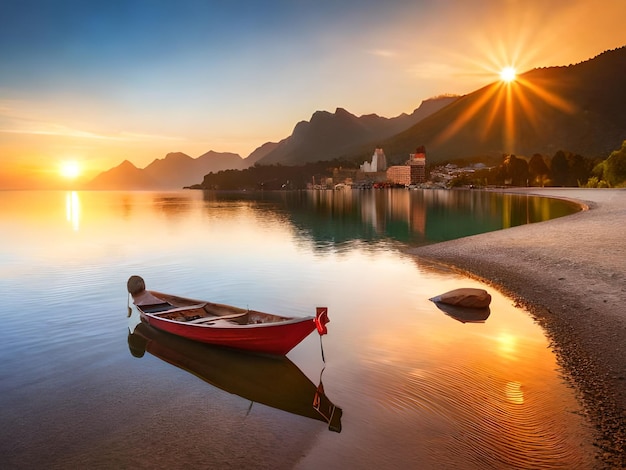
left=318, top=146, right=485, bottom=190
left=320, top=146, right=426, bottom=190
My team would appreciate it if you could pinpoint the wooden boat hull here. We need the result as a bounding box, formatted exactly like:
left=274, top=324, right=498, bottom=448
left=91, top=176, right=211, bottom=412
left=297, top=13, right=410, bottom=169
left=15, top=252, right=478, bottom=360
left=141, top=310, right=317, bottom=355
left=129, top=289, right=328, bottom=356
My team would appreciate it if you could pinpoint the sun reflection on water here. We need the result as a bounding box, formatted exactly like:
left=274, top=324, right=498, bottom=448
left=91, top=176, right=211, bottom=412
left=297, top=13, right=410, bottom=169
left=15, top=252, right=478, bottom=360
left=496, top=331, right=518, bottom=359
left=65, top=191, right=80, bottom=231
left=505, top=381, right=525, bottom=405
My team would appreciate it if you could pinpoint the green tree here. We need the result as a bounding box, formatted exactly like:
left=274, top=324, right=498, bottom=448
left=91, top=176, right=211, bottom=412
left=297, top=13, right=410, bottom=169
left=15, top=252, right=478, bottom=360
left=550, top=150, right=593, bottom=187
left=565, top=153, right=589, bottom=186
left=582, top=176, right=610, bottom=188
left=605, top=140, right=626, bottom=187
left=550, top=150, right=569, bottom=186
left=528, top=153, right=550, bottom=186
left=498, top=154, right=529, bottom=186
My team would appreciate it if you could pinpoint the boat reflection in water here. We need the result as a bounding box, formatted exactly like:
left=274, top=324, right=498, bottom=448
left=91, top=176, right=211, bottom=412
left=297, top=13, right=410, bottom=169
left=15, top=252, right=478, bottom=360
left=431, top=302, right=491, bottom=324
left=128, top=321, right=342, bottom=432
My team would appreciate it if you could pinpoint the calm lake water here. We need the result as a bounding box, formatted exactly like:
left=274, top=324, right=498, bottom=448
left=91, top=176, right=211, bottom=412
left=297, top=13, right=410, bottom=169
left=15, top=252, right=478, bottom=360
left=0, top=189, right=593, bottom=469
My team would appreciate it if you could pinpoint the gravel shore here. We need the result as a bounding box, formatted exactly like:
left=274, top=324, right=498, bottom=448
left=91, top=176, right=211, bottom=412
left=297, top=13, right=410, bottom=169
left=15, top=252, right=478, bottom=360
left=409, top=188, right=626, bottom=468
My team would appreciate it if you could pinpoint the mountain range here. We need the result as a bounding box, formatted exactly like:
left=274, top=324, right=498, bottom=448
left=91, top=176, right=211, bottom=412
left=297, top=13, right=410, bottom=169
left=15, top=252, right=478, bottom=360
left=86, top=46, right=626, bottom=189
left=85, top=97, right=456, bottom=189
left=86, top=150, right=263, bottom=190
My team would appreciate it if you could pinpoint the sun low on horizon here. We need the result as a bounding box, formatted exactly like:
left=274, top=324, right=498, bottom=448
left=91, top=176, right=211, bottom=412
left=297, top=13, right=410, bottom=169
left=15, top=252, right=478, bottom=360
left=59, top=160, right=82, bottom=180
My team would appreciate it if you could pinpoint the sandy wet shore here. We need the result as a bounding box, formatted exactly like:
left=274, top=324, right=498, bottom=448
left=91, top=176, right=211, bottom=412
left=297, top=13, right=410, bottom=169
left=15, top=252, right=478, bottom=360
left=410, top=188, right=626, bottom=468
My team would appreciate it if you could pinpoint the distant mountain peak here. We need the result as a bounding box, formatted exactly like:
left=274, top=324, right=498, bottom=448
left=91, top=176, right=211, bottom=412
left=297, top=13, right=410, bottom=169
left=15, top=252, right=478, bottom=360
left=334, top=107, right=353, bottom=116
left=164, top=151, right=193, bottom=160
left=118, top=159, right=138, bottom=169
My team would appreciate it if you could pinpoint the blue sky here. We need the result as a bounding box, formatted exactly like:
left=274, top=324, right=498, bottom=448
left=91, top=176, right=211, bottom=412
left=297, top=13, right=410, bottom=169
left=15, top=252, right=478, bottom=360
left=1, top=0, right=626, bottom=188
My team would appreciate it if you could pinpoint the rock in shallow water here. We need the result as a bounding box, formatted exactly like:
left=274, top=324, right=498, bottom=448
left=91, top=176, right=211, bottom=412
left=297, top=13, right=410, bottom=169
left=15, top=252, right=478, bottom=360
left=429, top=288, right=491, bottom=308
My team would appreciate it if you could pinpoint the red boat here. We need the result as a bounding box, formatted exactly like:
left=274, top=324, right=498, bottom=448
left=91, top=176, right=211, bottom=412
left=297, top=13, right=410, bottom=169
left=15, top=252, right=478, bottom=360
left=127, top=276, right=329, bottom=356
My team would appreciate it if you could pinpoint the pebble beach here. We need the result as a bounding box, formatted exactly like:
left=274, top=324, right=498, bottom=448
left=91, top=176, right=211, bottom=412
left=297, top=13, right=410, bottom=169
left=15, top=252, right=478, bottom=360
left=410, top=188, right=626, bottom=468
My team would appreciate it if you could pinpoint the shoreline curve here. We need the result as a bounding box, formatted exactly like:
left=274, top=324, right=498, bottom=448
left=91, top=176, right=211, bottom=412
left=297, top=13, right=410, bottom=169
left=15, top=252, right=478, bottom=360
left=409, top=187, right=626, bottom=468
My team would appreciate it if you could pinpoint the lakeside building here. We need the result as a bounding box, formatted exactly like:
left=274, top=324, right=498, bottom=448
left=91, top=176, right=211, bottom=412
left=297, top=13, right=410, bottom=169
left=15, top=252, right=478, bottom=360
left=386, top=165, right=424, bottom=186
left=386, top=146, right=427, bottom=186
left=353, top=147, right=388, bottom=184
left=360, top=148, right=387, bottom=172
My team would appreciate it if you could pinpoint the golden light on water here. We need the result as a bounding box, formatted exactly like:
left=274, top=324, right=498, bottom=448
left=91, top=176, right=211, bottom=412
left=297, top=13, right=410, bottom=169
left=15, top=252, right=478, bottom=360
left=66, top=191, right=80, bottom=231
left=496, top=331, right=517, bottom=359
left=505, top=381, right=524, bottom=404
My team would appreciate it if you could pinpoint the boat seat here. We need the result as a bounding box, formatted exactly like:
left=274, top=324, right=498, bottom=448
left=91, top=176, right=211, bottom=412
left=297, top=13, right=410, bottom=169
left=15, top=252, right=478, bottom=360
left=187, top=312, right=249, bottom=324
left=150, top=303, right=207, bottom=315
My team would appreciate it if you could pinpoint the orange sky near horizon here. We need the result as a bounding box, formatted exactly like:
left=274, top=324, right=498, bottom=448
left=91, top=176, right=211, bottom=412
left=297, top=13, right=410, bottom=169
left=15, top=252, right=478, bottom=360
left=2, top=0, right=626, bottom=190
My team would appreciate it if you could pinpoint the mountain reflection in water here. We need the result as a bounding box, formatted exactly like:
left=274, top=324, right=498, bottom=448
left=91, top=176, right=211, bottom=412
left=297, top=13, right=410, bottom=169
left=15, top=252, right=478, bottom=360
left=128, top=320, right=342, bottom=432
left=200, top=189, right=580, bottom=249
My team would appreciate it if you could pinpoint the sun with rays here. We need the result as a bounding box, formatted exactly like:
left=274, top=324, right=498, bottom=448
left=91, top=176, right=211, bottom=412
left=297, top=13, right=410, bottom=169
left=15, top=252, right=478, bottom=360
left=500, top=66, right=517, bottom=83
left=433, top=52, right=574, bottom=153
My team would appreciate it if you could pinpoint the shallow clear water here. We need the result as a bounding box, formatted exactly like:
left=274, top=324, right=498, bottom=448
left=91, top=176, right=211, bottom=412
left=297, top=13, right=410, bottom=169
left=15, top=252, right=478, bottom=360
left=0, top=190, right=593, bottom=469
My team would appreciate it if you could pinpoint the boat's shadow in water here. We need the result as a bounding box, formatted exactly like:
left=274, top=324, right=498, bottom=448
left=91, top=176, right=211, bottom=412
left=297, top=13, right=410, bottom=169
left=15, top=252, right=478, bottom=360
left=128, top=320, right=342, bottom=432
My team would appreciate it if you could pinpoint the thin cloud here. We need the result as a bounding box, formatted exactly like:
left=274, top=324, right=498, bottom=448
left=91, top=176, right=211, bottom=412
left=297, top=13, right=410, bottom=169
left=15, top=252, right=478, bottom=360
left=0, top=126, right=184, bottom=142
left=367, top=48, right=397, bottom=58
left=0, top=114, right=184, bottom=143
left=408, top=61, right=457, bottom=80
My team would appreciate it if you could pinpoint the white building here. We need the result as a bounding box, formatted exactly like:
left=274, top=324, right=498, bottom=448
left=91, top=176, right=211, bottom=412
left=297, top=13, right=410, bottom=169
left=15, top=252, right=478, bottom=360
left=360, top=148, right=387, bottom=173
